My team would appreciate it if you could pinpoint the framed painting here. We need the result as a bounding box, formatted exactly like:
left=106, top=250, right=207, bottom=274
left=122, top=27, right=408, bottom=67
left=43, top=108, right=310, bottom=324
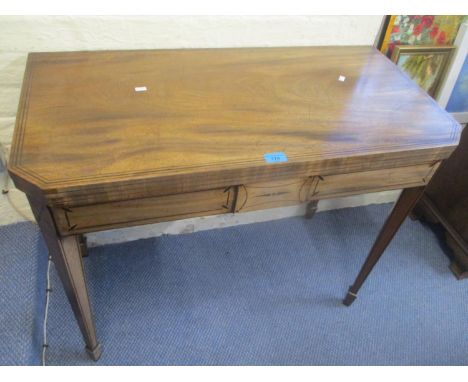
left=445, top=55, right=468, bottom=121
left=391, top=45, right=455, bottom=97
left=379, top=15, right=467, bottom=58
left=437, top=23, right=468, bottom=123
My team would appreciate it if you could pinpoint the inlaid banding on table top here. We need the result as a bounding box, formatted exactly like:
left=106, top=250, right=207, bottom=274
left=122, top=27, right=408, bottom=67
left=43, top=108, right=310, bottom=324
left=8, top=46, right=460, bottom=197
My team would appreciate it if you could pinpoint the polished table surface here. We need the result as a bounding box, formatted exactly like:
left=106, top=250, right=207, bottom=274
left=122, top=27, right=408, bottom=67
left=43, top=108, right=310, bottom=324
left=8, top=46, right=461, bottom=360
left=10, top=46, right=459, bottom=204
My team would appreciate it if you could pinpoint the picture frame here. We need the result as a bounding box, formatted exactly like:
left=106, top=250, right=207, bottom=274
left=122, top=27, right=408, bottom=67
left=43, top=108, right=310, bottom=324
left=436, top=23, right=468, bottom=123
left=378, top=15, right=466, bottom=58
left=391, top=45, right=455, bottom=98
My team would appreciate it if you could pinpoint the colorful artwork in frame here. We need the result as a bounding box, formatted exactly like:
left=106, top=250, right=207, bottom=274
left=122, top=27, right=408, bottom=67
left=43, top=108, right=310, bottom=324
left=380, top=15, right=467, bottom=58
left=391, top=46, right=455, bottom=97
left=446, top=55, right=468, bottom=113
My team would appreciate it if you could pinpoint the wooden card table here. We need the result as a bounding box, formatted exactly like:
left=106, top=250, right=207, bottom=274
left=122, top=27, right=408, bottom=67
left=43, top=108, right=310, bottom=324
left=8, top=46, right=460, bottom=360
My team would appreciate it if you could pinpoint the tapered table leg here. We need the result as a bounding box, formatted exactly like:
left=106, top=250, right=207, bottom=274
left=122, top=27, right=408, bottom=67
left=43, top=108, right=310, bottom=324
left=343, top=187, right=425, bottom=306
left=28, top=196, right=102, bottom=361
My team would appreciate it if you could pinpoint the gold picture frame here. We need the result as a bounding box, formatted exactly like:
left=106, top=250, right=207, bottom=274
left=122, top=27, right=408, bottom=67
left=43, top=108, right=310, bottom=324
left=391, top=45, right=455, bottom=98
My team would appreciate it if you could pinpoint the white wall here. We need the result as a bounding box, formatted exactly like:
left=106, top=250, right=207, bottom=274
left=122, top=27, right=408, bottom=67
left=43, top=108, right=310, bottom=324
left=0, top=16, right=400, bottom=246
left=1, top=15, right=383, bottom=51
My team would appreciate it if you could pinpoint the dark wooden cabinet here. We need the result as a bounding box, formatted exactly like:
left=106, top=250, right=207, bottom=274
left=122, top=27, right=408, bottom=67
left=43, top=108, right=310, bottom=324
left=414, top=124, right=468, bottom=279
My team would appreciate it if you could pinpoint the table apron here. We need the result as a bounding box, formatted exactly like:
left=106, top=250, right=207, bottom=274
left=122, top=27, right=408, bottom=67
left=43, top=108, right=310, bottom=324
left=51, top=162, right=439, bottom=236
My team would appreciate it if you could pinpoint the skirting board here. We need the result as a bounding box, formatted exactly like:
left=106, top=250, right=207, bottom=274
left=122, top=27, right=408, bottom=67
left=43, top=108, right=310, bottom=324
left=86, top=190, right=401, bottom=247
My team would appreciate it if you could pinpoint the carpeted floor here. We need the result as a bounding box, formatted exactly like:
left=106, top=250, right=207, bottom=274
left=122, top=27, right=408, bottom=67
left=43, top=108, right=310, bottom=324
left=1, top=203, right=467, bottom=365
left=0, top=221, right=47, bottom=365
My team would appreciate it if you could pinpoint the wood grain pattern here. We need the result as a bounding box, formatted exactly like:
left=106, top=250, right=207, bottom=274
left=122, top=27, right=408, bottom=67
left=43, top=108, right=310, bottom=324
left=52, top=186, right=236, bottom=235
left=236, top=163, right=437, bottom=213
left=235, top=177, right=318, bottom=212
left=8, top=46, right=460, bottom=206
left=311, top=162, right=439, bottom=200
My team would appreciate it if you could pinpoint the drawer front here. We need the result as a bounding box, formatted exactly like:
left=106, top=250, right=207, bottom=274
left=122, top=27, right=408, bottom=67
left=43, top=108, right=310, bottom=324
left=234, top=177, right=318, bottom=212
left=236, top=163, right=439, bottom=213
left=314, top=162, right=438, bottom=199
left=53, top=187, right=236, bottom=235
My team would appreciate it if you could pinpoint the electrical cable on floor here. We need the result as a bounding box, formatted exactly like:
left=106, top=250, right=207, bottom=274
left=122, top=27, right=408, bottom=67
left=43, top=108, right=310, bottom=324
left=42, top=255, right=52, bottom=366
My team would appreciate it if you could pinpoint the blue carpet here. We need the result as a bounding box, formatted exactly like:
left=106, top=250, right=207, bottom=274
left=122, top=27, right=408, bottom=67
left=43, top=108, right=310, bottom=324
left=0, top=221, right=47, bottom=365
left=1, top=204, right=467, bottom=365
